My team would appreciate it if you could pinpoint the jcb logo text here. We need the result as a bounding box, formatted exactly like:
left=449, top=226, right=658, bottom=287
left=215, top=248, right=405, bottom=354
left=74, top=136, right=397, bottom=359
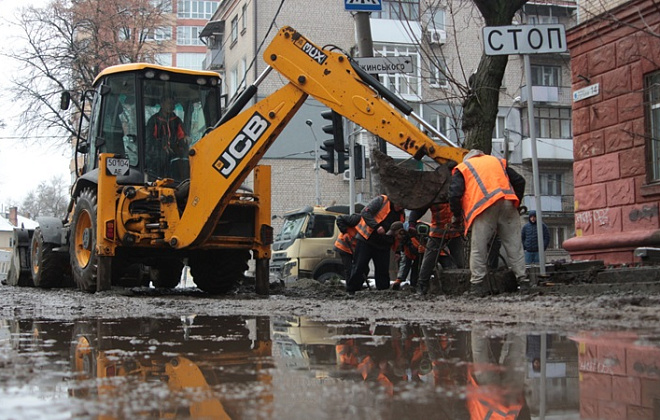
left=214, top=113, right=270, bottom=178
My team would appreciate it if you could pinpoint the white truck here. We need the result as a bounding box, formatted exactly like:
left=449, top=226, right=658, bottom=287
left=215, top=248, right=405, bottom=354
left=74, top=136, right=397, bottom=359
left=270, top=205, right=357, bottom=283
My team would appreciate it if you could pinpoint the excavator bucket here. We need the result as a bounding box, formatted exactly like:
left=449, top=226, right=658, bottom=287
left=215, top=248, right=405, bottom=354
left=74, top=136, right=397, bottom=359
left=372, top=150, right=454, bottom=210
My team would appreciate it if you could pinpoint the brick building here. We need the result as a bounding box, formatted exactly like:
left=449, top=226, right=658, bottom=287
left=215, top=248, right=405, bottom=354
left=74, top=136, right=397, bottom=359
left=564, top=0, right=660, bottom=264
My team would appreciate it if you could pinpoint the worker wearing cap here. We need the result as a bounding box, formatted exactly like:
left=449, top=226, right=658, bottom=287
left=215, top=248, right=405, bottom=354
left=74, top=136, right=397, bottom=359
left=346, top=195, right=405, bottom=293
left=448, top=150, right=528, bottom=297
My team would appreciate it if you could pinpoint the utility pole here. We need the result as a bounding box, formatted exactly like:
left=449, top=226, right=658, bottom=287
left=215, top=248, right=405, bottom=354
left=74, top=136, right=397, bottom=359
left=305, top=119, right=321, bottom=206
left=354, top=11, right=384, bottom=194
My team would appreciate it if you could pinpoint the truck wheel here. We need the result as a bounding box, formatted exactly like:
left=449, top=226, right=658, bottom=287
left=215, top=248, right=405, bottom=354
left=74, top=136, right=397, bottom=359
left=150, top=260, right=184, bottom=288
left=315, top=267, right=342, bottom=284
left=30, top=227, right=67, bottom=288
left=70, top=189, right=98, bottom=292
left=189, top=250, right=248, bottom=294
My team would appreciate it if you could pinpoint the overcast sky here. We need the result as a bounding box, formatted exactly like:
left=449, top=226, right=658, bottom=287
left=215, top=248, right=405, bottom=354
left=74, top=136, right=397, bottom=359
left=0, top=0, right=72, bottom=208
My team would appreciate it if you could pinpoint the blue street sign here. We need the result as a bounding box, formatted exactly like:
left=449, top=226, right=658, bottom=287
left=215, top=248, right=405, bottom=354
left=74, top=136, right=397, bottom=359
left=345, top=0, right=382, bottom=12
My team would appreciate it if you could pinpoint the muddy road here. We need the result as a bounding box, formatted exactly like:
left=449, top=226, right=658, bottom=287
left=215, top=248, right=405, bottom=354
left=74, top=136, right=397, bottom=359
left=2, top=276, right=660, bottom=334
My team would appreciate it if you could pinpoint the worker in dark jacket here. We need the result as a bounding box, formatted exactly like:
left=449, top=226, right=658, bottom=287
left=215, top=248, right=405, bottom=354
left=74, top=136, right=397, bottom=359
left=409, top=202, right=464, bottom=295
left=334, top=213, right=362, bottom=280
left=448, top=150, right=528, bottom=297
left=346, top=195, right=405, bottom=293
left=521, top=210, right=550, bottom=264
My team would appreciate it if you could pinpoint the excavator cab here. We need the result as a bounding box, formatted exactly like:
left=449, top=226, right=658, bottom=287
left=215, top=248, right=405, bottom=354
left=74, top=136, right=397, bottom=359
left=77, top=64, right=222, bottom=184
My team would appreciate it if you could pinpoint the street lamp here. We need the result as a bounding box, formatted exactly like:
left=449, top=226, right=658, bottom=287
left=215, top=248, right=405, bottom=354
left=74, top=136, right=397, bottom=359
left=306, top=119, right=321, bottom=206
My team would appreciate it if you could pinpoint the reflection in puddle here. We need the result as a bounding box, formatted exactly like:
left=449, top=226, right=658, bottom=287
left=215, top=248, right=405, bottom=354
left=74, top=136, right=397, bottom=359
left=0, top=316, right=658, bottom=419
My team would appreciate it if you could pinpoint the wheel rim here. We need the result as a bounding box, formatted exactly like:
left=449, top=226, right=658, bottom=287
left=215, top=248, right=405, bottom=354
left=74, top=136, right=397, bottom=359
left=30, top=235, right=40, bottom=276
left=74, top=209, right=93, bottom=268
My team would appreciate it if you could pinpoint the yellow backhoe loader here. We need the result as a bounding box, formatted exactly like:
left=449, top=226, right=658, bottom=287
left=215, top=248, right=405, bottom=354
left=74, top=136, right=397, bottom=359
left=8, top=26, right=466, bottom=295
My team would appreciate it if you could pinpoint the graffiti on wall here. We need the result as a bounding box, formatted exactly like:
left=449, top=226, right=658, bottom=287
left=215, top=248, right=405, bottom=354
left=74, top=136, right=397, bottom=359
left=628, top=204, right=659, bottom=222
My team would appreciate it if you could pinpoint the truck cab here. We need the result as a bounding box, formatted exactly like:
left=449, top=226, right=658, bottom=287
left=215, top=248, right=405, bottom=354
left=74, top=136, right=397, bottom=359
left=271, top=205, right=352, bottom=284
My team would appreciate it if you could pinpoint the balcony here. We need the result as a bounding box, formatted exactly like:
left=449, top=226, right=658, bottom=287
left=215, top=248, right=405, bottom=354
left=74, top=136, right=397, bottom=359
left=520, top=86, right=572, bottom=105
left=522, top=195, right=574, bottom=214
left=522, top=137, right=573, bottom=161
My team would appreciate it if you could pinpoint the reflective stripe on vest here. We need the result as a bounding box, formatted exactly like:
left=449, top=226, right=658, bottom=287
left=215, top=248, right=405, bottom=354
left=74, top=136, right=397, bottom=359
left=335, top=227, right=358, bottom=254
left=355, top=195, right=391, bottom=240
left=456, top=156, right=519, bottom=232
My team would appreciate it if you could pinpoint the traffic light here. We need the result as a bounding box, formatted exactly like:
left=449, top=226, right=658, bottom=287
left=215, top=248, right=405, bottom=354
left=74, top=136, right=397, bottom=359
left=321, top=109, right=345, bottom=154
left=353, top=144, right=366, bottom=180
left=337, top=150, right=349, bottom=173
left=319, top=139, right=335, bottom=174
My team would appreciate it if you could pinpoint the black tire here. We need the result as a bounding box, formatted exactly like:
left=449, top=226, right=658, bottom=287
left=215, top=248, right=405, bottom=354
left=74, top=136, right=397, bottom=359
left=30, top=227, right=68, bottom=288
left=150, top=259, right=184, bottom=288
left=189, top=250, right=249, bottom=294
left=314, top=266, right=343, bottom=284
left=69, top=189, right=99, bottom=292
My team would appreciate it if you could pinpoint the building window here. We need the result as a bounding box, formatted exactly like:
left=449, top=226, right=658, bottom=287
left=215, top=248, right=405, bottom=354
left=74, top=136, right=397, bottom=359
left=151, top=0, right=172, bottom=12
left=374, top=44, right=421, bottom=99
left=548, top=226, right=566, bottom=249
left=155, top=53, right=173, bottom=66
left=231, top=16, right=238, bottom=44
left=176, top=53, right=205, bottom=69
left=429, top=59, right=448, bottom=88
left=147, top=26, right=172, bottom=41
left=492, top=116, right=506, bottom=139
left=528, top=15, right=559, bottom=24
left=540, top=172, right=563, bottom=195
left=523, top=107, right=572, bottom=139
left=229, top=65, right=239, bottom=98
left=648, top=72, right=660, bottom=181
left=241, top=4, right=247, bottom=31
left=177, top=0, right=219, bottom=19
left=372, top=0, right=420, bottom=21
left=531, top=65, right=560, bottom=87
left=430, top=7, right=445, bottom=31
left=177, top=26, right=204, bottom=46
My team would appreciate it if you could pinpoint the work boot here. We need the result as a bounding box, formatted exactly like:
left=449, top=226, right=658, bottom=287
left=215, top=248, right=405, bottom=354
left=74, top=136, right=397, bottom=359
left=517, top=276, right=531, bottom=291
left=391, top=279, right=402, bottom=290
left=469, top=281, right=489, bottom=298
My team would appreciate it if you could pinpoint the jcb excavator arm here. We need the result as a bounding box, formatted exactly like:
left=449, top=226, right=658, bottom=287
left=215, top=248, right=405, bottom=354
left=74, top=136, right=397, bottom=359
left=167, top=26, right=467, bottom=249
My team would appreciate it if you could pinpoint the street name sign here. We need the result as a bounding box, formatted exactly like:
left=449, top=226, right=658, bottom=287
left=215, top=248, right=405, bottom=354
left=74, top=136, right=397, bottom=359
left=573, top=83, right=600, bottom=102
left=353, top=56, right=413, bottom=74
left=344, top=0, right=382, bottom=11
left=483, top=24, right=567, bottom=56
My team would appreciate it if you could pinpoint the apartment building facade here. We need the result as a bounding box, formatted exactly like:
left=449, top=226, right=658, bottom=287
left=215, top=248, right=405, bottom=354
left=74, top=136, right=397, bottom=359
left=153, top=0, right=221, bottom=69
left=201, top=0, right=576, bottom=260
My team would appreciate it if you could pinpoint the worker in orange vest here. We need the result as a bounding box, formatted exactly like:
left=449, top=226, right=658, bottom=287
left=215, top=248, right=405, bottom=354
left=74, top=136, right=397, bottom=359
left=334, top=213, right=361, bottom=281
left=467, top=332, right=530, bottom=420
left=391, top=227, right=425, bottom=290
left=449, top=150, right=528, bottom=297
left=346, top=195, right=405, bottom=293
left=409, top=202, right=464, bottom=295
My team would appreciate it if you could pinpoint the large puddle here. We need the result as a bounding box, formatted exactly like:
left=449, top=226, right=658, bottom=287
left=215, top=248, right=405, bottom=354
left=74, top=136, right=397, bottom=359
left=0, top=316, right=659, bottom=419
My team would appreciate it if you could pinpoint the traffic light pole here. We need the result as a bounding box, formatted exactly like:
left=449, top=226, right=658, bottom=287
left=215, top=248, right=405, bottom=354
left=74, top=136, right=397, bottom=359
left=348, top=124, right=355, bottom=214
left=305, top=119, right=321, bottom=206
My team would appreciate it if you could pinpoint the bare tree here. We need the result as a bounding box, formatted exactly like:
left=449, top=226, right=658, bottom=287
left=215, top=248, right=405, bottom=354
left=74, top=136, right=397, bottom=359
left=20, top=176, right=69, bottom=219
left=392, top=0, right=528, bottom=154
left=3, top=0, right=172, bottom=146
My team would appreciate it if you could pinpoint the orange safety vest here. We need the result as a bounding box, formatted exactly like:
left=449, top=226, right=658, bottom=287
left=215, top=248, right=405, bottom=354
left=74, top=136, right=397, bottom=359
left=401, top=236, right=423, bottom=260
left=454, top=155, right=519, bottom=233
left=355, top=195, right=404, bottom=240
left=466, top=366, right=523, bottom=420
left=429, top=203, right=461, bottom=239
left=334, top=226, right=358, bottom=254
